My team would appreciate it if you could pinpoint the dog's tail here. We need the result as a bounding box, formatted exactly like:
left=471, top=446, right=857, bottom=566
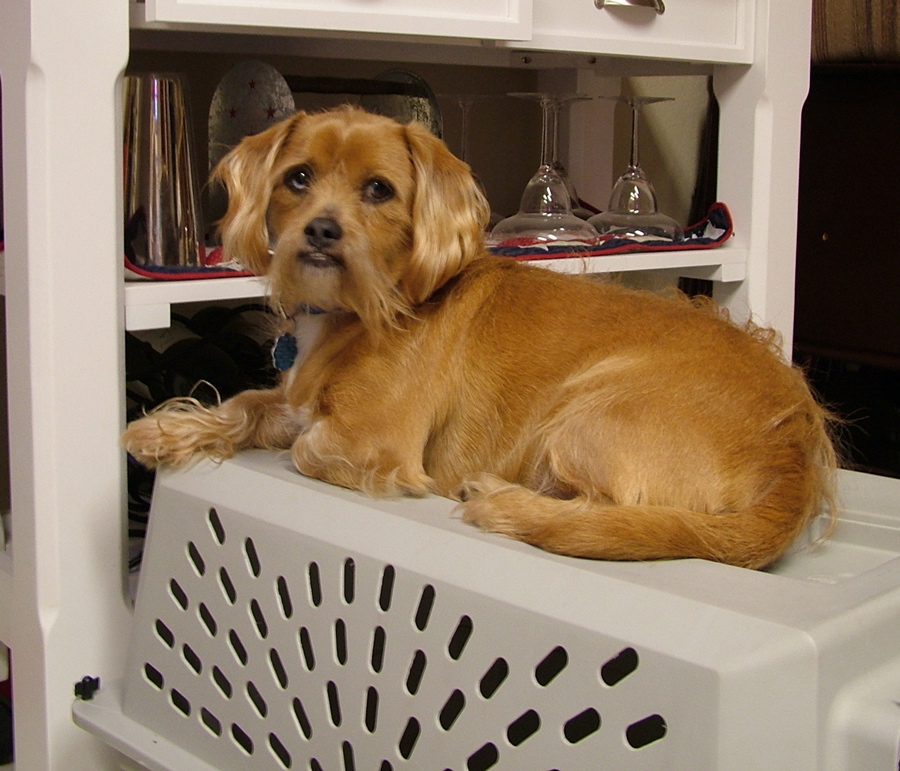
left=461, top=432, right=837, bottom=571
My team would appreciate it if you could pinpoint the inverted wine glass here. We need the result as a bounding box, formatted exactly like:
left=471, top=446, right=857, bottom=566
left=488, top=93, right=598, bottom=247
left=588, top=95, right=683, bottom=243
left=441, top=94, right=505, bottom=225
left=541, top=92, right=594, bottom=219
left=441, top=94, right=480, bottom=165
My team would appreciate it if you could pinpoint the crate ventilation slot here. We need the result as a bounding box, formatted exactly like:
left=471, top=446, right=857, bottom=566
left=129, top=506, right=668, bottom=769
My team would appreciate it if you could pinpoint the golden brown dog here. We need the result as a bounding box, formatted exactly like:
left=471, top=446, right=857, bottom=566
left=122, top=105, right=837, bottom=570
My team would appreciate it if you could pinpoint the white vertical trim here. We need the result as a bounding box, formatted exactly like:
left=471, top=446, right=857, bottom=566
left=1, top=1, right=132, bottom=767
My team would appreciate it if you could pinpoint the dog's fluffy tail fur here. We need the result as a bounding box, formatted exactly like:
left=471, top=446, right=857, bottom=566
left=462, top=411, right=836, bottom=571
left=462, top=475, right=830, bottom=571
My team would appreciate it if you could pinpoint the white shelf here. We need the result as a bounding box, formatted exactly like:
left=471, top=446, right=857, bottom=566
left=529, top=244, right=746, bottom=280
left=0, top=247, right=741, bottom=332
left=124, top=275, right=268, bottom=331
left=0, top=252, right=267, bottom=330
left=122, top=247, right=745, bottom=330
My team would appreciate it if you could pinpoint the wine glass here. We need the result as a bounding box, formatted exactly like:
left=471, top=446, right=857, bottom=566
left=441, top=94, right=479, bottom=165
left=588, top=95, right=683, bottom=243
left=542, top=93, right=594, bottom=220
left=441, top=94, right=505, bottom=226
left=488, top=93, right=599, bottom=248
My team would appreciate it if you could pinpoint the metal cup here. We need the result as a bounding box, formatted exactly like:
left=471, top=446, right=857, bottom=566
left=123, top=72, right=202, bottom=268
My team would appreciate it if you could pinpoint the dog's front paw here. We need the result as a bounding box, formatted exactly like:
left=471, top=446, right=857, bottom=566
left=122, top=402, right=236, bottom=468
left=121, top=415, right=176, bottom=469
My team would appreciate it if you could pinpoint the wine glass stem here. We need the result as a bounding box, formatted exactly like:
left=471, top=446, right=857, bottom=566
left=629, top=103, right=641, bottom=169
left=550, top=99, right=563, bottom=168
left=539, top=97, right=557, bottom=168
left=457, top=97, right=472, bottom=164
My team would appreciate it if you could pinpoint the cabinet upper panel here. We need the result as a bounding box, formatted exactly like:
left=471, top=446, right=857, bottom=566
left=139, top=0, right=532, bottom=41
left=525, top=0, right=753, bottom=64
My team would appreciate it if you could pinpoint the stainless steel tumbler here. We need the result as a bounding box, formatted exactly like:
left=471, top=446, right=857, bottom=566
left=123, top=73, right=202, bottom=268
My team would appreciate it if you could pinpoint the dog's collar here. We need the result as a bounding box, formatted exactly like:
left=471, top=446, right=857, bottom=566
left=290, top=302, right=347, bottom=318
left=297, top=303, right=331, bottom=316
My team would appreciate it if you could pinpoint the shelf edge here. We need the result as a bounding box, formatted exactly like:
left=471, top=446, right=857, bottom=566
left=122, top=250, right=746, bottom=330
left=124, top=276, right=268, bottom=331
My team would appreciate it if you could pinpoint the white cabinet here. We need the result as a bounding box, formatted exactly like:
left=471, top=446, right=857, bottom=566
left=0, top=0, right=827, bottom=768
left=528, top=0, right=753, bottom=63
left=136, top=0, right=532, bottom=41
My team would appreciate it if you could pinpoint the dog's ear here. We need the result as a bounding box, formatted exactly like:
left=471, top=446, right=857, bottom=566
left=402, top=121, right=490, bottom=304
left=211, top=114, right=302, bottom=275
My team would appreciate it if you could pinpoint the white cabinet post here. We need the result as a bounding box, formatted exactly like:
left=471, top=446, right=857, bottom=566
left=714, top=0, right=812, bottom=349
left=0, top=1, right=132, bottom=767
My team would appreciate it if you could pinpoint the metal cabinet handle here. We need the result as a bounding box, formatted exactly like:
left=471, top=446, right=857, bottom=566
left=595, top=0, right=666, bottom=14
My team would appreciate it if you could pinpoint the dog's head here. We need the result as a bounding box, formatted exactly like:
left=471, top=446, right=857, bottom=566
left=213, top=106, right=490, bottom=329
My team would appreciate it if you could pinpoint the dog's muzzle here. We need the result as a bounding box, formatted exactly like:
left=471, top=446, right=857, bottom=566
left=299, top=251, right=343, bottom=268
left=305, top=216, right=343, bottom=248
left=300, top=216, right=344, bottom=268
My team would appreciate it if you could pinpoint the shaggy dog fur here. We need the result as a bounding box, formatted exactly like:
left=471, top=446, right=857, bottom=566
left=122, top=106, right=837, bottom=570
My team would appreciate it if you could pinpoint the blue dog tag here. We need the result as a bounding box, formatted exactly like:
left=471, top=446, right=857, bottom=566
left=272, top=333, right=298, bottom=371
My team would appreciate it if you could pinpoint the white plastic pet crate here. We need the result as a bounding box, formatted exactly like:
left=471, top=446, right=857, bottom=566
left=74, top=450, right=900, bottom=770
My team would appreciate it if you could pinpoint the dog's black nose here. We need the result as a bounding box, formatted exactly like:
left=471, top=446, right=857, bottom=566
left=304, top=217, right=343, bottom=250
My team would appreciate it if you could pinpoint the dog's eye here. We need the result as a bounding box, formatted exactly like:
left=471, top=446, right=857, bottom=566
left=363, top=178, right=395, bottom=204
left=285, top=166, right=314, bottom=194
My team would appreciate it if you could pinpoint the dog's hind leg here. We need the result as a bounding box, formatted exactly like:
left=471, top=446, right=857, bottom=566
left=459, top=349, right=833, bottom=569
left=122, top=386, right=305, bottom=468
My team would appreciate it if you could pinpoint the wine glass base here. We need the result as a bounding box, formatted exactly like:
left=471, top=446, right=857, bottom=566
left=589, top=212, right=683, bottom=244
left=488, top=213, right=599, bottom=247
